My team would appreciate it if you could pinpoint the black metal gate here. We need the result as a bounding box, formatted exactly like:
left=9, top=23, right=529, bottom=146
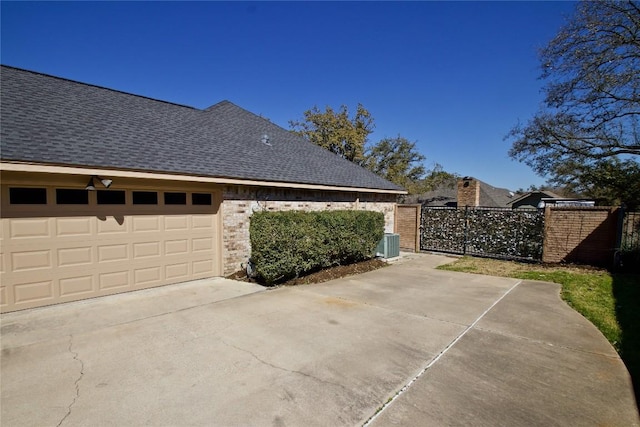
left=420, top=206, right=545, bottom=261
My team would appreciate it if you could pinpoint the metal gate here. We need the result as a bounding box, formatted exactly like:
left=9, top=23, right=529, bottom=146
left=420, top=206, right=545, bottom=261
left=621, top=211, right=640, bottom=251
left=619, top=210, right=640, bottom=271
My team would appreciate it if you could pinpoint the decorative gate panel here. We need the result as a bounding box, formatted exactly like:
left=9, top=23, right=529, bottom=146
left=420, top=206, right=544, bottom=261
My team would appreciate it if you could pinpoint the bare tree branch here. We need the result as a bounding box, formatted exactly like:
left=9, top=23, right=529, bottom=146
left=507, top=0, right=640, bottom=182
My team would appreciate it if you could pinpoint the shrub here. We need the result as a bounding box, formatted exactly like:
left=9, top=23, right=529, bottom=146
left=249, top=210, right=384, bottom=285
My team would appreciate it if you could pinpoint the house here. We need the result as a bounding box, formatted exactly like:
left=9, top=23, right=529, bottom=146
left=508, top=190, right=561, bottom=209
left=410, top=180, right=457, bottom=207
left=0, top=65, right=405, bottom=312
left=456, top=176, right=516, bottom=208
left=404, top=176, right=516, bottom=208
left=508, top=191, right=594, bottom=209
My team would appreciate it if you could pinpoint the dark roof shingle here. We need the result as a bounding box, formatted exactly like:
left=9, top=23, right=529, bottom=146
left=478, top=181, right=515, bottom=207
left=0, top=66, right=403, bottom=192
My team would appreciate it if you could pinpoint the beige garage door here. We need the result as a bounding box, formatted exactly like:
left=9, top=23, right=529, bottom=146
left=0, top=177, right=222, bottom=313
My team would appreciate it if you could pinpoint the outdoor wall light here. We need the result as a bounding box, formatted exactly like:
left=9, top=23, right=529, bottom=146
left=85, top=177, right=96, bottom=191
left=85, top=176, right=113, bottom=191
left=99, top=177, right=113, bottom=188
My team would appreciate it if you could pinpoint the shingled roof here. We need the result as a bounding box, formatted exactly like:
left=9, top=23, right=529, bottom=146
left=0, top=65, right=404, bottom=193
left=403, top=176, right=516, bottom=207
left=478, top=180, right=516, bottom=207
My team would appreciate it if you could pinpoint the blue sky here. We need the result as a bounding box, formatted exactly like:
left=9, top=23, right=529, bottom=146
left=1, top=1, right=577, bottom=191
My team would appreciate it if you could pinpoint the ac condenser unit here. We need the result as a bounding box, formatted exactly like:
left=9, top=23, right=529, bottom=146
left=376, top=233, right=400, bottom=259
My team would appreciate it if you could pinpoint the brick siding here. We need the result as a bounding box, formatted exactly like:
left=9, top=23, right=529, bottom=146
left=222, top=185, right=396, bottom=275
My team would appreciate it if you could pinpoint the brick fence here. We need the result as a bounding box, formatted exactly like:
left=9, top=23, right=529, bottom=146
left=395, top=204, right=420, bottom=251
left=542, top=206, right=619, bottom=266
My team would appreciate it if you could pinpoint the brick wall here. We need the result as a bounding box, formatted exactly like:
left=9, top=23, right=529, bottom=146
left=221, top=185, right=397, bottom=275
left=395, top=204, right=420, bottom=252
left=457, top=177, right=479, bottom=208
left=543, top=206, right=620, bottom=266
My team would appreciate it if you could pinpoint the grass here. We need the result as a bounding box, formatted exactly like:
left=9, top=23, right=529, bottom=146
left=438, top=256, right=640, bottom=398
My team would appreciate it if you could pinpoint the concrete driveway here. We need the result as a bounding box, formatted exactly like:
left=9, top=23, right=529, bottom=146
left=1, top=254, right=638, bottom=426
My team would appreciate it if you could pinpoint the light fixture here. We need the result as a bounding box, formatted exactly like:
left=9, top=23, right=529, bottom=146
left=85, top=176, right=112, bottom=191
left=85, top=177, right=96, bottom=191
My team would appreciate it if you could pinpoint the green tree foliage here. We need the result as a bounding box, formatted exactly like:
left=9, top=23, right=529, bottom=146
left=364, top=136, right=427, bottom=193
left=507, top=1, right=640, bottom=203
left=289, top=104, right=374, bottom=164
left=421, top=164, right=458, bottom=192
left=552, top=158, right=640, bottom=210
left=290, top=104, right=458, bottom=193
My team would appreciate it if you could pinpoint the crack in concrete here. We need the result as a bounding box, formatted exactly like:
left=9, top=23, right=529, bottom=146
left=362, top=280, right=524, bottom=426
left=219, top=338, right=351, bottom=394
left=56, top=335, right=84, bottom=427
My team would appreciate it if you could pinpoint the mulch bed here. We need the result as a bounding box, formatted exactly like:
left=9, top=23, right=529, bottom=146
left=226, top=258, right=388, bottom=287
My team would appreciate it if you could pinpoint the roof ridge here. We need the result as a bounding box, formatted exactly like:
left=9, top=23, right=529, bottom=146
left=204, top=100, right=233, bottom=111
left=204, top=100, right=276, bottom=125
left=0, top=64, right=198, bottom=111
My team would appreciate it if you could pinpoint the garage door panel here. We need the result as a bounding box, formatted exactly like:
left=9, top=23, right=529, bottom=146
left=165, top=262, right=189, bottom=280
left=0, top=285, right=7, bottom=308
left=164, top=216, right=189, bottom=231
left=59, top=275, right=95, bottom=297
left=192, top=259, right=214, bottom=275
left=132, top=216, right=160, bottom=232
left=133, top=241, right=161, bottom=258
left=56, top=217, right=92, bottom=237
left=13, top=280, right=54, bottom=304
left=98, top=244, right=129, bottom=262
left=165, top=239, right=188, bottom=255
left=134, top=266, right=162, bottom=286
left=57, top=247, right=93, bottom=267
left=192, top=214, right=214, bottom=229
left=11, top=249, right=52, bottom=272
left=99, top=271, right=130, bottom=290
left=10, top=218, right=51, bottom=239
left=97, top=217, right=129, bottom=234
left=192, top=237, right=213, bottom=252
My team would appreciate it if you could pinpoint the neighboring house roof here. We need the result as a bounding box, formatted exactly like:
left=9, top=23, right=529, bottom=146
left=508, top=191, right=562, bottom=207
left=404, top=177, right=516, bottom=208
left=410, top=182, right=457, bottom=207
left=0, top=65, right=404, bottom=193
left=478, top=181, right=516, bottom=207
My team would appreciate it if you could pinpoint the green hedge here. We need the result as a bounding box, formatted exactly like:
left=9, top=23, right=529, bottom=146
left=249, top=210, right=385, bottom=285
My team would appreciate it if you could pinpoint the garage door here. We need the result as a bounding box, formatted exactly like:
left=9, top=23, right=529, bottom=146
left=1, top=180, right=222, bottom=313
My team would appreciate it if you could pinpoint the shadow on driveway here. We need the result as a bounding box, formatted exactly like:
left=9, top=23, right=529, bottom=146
left=613, top=273, right=640, bottom=405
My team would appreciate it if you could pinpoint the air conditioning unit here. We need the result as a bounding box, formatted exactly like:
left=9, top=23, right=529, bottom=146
left=376, top=233, right=400, bottom=259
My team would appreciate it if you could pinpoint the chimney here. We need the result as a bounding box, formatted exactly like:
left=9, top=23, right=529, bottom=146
left=457, top=177, right=480, bottom=208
